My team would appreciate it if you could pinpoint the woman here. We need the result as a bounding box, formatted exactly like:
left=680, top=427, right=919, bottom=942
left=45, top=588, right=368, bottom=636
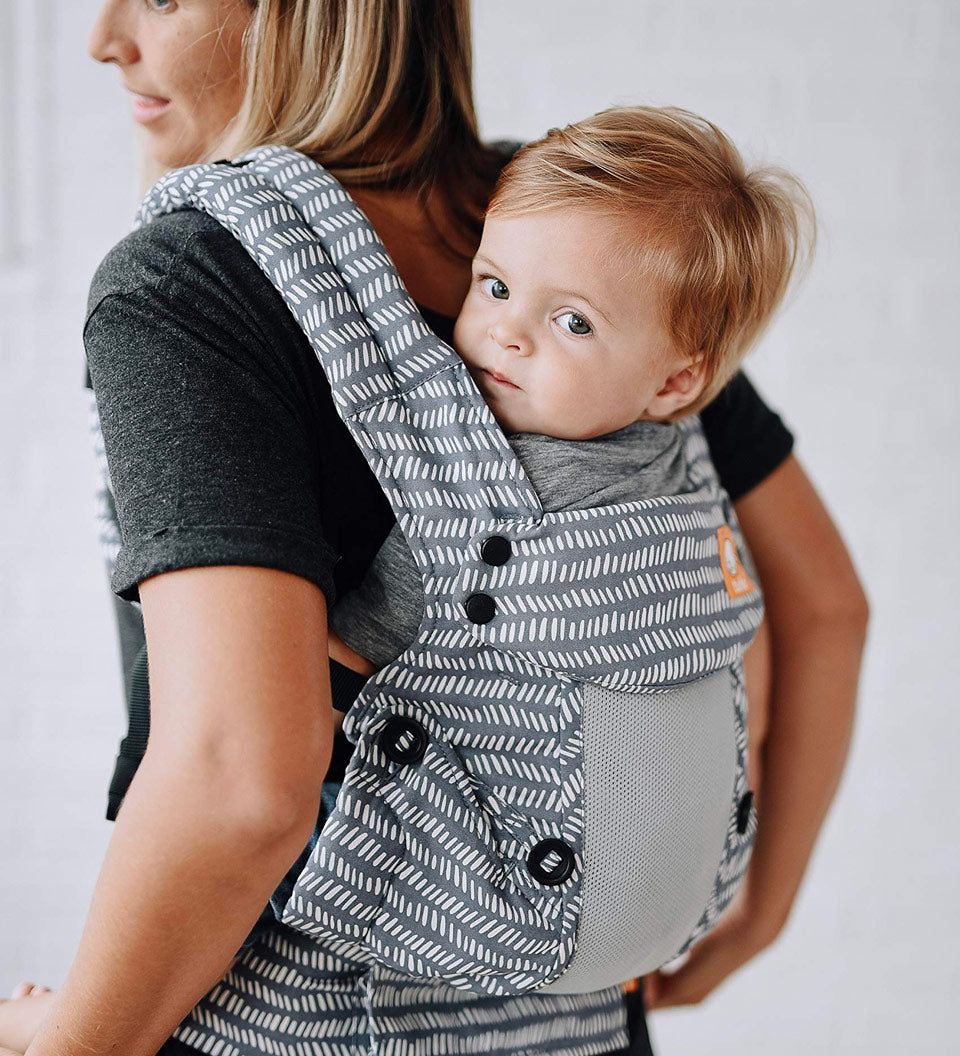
left=2, top=1, right=867, bottom=1054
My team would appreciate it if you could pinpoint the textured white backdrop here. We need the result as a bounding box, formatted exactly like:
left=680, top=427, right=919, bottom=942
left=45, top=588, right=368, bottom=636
left=1, top=1, right=957, bottom=1053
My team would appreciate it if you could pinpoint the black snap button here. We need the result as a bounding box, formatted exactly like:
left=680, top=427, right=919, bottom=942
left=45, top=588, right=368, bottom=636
left=480, top=535, right=511, bottom=566
left=736, top=790, right=754, bottom=835
left=378, top=716, right=428, bottom=765
left=465, top=592, right=496, bottom=624
left=527, top=838, right=576, bottom=885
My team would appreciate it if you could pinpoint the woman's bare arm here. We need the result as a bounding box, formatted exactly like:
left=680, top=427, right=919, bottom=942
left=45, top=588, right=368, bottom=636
left=741, top=615, right=772, bottom=795
left=24, top=566, right=333, bottom=1056
left=644, top=454, right=868, bottom=1007
left=734, top=453, right=868, bottom=938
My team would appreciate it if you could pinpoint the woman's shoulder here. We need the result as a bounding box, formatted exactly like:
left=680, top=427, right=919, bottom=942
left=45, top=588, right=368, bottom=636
left=82, top=206, right=350, bottom=607
left=83, top=201, right=332, bottom=442
left=84, top=205, right=311, bottom=396
left=87, top=208, right=264, bottom=321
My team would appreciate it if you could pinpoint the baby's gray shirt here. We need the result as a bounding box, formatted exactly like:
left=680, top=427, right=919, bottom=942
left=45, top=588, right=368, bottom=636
left=329, top=420, right=687, bottom=668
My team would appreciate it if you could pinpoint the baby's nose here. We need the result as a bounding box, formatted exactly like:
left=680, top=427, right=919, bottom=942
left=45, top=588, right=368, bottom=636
left=489, top=321, right=533, bottom=356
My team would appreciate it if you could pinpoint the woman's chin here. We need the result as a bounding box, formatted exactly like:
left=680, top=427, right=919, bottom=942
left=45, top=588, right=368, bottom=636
left=141, top=127, right=206, bottom=172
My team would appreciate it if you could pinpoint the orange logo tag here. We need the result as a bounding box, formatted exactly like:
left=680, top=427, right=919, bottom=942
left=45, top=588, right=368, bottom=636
left=717, top=526, right=754, bottom=599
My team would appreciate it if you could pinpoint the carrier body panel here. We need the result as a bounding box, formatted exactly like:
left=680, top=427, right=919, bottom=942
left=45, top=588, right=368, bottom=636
left=101, top=146, right=762, bottom=1052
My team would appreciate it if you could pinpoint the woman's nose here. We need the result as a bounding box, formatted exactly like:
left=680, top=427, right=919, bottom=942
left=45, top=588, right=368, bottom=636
left=88, top=0, right=138, bottom=65
left=488, top=320, right=534, bottom=357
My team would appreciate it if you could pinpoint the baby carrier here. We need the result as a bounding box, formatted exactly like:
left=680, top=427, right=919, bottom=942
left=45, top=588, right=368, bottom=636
left=99, top=146, right=762, bottom=1004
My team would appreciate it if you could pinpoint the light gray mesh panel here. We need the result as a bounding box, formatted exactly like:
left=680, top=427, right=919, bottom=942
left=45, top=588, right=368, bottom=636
left=541, top=671, right=736, bottom=993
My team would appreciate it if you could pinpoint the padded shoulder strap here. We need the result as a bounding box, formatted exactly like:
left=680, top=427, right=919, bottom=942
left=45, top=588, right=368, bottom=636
left=138, top=147, right=441, bottom=412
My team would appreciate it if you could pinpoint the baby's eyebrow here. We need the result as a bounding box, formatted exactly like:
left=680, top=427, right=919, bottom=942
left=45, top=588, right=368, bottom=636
left=472, top=253, right=501, bottom=273
left=553, top=289, right=613, bottom=328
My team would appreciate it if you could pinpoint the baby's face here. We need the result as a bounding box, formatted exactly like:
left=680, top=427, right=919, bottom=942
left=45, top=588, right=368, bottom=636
left=453, top=206, right=680, bottom=439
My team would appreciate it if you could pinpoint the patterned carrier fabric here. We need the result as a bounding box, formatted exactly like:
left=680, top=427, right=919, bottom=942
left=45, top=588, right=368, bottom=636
left=87, top=391, right=123, bottom=578
left=84, top=145, right=762, bottom=1054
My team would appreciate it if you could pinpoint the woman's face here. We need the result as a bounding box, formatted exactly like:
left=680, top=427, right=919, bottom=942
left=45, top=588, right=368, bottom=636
left=88, top=0, right=254, bottom=169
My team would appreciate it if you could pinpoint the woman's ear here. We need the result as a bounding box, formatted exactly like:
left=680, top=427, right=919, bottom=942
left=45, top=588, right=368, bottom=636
left=644, top=354, right=708, bottom=419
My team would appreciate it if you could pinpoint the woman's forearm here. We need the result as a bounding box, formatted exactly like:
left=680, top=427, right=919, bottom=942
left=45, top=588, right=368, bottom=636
left=741, top=616, right=772, bottom=795
left=733, top=454, right=869, bottom=942
left=742, top=607, right=865, bottom=940
left=21, top=566, right=333, bottom=1055
left=24, top=749, right=323, bottom=1056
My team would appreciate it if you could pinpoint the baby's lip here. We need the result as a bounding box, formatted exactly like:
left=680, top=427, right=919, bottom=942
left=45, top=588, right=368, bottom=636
left=481, top=367, right=521, bottom=390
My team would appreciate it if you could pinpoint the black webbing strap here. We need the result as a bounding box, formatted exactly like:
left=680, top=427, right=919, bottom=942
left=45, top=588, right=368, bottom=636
left=106, top=645, right=150, bottom=821
left=328, top=659, right=370, bottom=714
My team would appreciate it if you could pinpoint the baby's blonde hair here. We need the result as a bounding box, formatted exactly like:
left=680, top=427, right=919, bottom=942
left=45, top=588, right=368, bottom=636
left=487, top=106, right=816, bottom=414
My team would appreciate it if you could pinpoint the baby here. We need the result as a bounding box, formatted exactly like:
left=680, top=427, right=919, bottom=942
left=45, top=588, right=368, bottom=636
left=325, top=103, right=812, bottom=686
left=0, top=105, right=811, bottom=1051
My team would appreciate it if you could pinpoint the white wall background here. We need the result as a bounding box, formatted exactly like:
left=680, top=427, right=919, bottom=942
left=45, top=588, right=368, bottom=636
left=1, top=1, right=957, bottom=1053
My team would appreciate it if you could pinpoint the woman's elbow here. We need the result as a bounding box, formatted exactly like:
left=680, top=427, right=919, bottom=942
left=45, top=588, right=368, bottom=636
left=231, top=734, right=330, bottom=846
left=790, top=583, right=870, bottom=649
left=827, top=569, right=870, bottom=640
left=777, top=574, right=870, bottom=662
left=846, top=579, right=871, bottom=637
left=810, top=563, right=870, bottom=635
left=150, top=737, right=327, bottom=852
left=230, top=772, right=325, bottom=850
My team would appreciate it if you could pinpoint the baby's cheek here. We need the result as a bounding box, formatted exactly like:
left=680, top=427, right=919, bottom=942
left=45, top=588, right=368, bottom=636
left=528, top=377, right=578, bottom=437
left=452, top=301, right=481, bottom=359
left=553, top=365, right=590, bottom=414
left=452, top=313, right=466, bottom=352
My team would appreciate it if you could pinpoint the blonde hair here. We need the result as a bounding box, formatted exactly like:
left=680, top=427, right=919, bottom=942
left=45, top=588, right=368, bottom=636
left=488, top=106, right=816, bottom=414
left=216, top=0, right=502, bottom=253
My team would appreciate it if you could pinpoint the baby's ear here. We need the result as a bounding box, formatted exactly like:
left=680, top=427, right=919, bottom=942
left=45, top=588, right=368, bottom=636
left=645, top=354, right=707, bottom=419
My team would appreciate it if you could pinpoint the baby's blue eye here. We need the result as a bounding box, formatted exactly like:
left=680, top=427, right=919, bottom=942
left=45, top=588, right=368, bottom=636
left=481, top=277, right=510, bottom=300
left=557, top=311, right=592, bottom=336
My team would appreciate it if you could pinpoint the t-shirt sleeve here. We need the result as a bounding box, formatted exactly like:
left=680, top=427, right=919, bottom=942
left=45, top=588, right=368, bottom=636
left=699, top=371, right=795, bottom=502
left=84, top=211, right=339, bottom=604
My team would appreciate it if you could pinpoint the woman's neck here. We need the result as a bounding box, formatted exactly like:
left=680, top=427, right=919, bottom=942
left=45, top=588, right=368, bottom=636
left=346, top=184, right=478, bottom=318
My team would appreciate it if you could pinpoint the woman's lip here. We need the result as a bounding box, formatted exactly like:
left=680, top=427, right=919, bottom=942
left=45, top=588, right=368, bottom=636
left=130, top=94, right=171, bottom=124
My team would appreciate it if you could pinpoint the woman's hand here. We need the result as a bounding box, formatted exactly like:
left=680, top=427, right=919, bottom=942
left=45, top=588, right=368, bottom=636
left=640, top=896, right=771, bottom=1010
left=0, top=985, right=55, bottom=1055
